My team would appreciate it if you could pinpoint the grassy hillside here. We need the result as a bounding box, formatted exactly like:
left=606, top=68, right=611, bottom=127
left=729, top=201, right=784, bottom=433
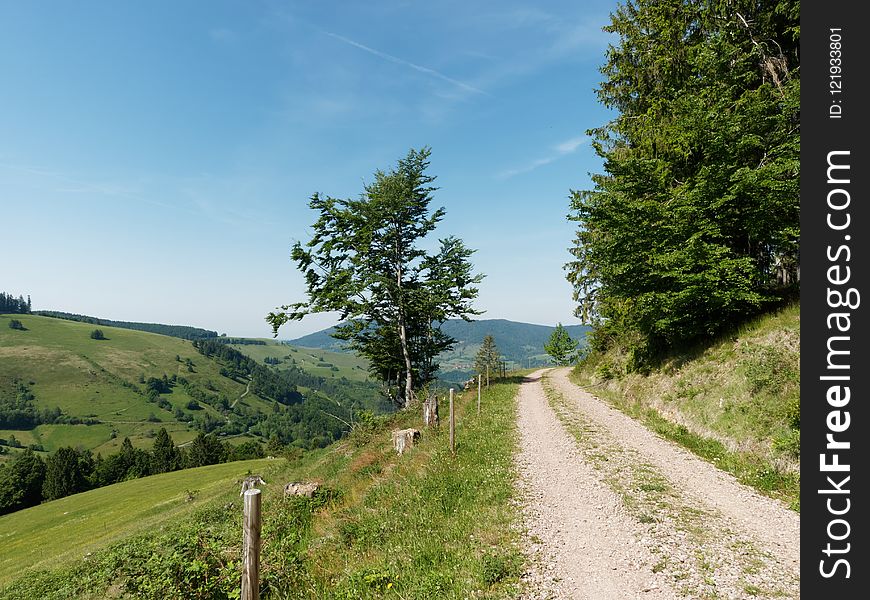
left=0, top=379, right=525, bottom=599
left=0, top=458, right=277, bottom=585
left=0, top=315, right=386, bottom=461
left=0, top=314, right=262, bottom=456
left=33, top=311, right=219, bottom=340
left=571, top=302, right=800, bottom=510
left=227, top=340, right=371, bottom=382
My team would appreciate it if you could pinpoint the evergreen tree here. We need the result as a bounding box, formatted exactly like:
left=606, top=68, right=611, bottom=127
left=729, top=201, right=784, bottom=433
left=474, top=335, right=501, bottom=381
left=119, top=437, right=151, bottom=479
left=544, top=324, right=579, bottom=366
left=43, top=447, right=92, bottom=501
left=151, top=428, right=181, bottom=473
left=0, top=292, right=31, bottom=314
left=268, top=148, right=483, bottom=406
left=566, top=0, right=799, bottom=364
left=90, top=329, right=106, bottom=340
left=229, top=440, right=264, bottom=461
left=0, top=449, right=46, bottom=515
left=185, top=433, right=226, bottom=468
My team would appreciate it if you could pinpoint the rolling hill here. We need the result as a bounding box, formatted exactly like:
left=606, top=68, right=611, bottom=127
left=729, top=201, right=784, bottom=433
left=0, top=314, right=388, bottom=462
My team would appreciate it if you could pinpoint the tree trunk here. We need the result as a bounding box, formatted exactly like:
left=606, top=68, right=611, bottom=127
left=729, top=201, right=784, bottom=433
left=398, top=316, right=414, bottom=407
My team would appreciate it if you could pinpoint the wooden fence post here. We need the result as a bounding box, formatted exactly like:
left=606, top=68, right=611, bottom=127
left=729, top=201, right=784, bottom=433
left=477, top=374, right=481, bottom=415
left=450, top=388, right=456, bottom=454
left=242, top=488, right=262, bottom=600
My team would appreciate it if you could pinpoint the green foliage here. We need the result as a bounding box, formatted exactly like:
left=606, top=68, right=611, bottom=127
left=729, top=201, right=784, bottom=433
left=42, top=447, right=92, bottom=501
left=0, top=458, right=274, bottom=586
left=185, top=433, right=226, bottom=468
left=228, top=440, right=264, bottom=461
left=151, top=427, right=183, bottom=473
left=268, top=147, right=483, bottom=406
left=89, top=329, right=105, bottom=340
left=0, top=293, right=31, bottom=315
left=346, top=409, right=385, bottom=448
left=6, top=320, right=25, bottom=331
left=742, top=345, right=797, bottom=397
left=567, top=0, right=800, bottom=361
left=474, top=334, right=501, bottom=378
left=0, top=449, right=45, bottom=514
left=543, top=323, right=579, bottom=366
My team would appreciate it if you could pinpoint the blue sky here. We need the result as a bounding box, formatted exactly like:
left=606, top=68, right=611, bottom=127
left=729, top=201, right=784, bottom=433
left=1, top=0, right=618, bottom=339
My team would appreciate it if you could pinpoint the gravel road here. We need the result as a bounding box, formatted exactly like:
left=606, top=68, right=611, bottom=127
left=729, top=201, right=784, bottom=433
left=516, top=368, right=800, bottom=599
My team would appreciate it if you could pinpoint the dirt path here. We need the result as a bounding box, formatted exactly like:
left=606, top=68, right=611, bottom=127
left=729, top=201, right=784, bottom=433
left=516, top=368, right=800, bottom=599
left=230, top=378, right=252, bottom=409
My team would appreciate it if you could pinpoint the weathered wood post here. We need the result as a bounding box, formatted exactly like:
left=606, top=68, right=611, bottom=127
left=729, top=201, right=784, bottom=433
left=450, top=388, right=456, bottom=454
left=242, top=488, right=262, bottom=600
left=423, top=390, right=439, bottom=427
left=477, top=374, right=481, bottom=415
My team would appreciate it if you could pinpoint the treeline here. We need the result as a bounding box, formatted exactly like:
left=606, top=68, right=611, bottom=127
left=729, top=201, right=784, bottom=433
left=214, top=338, right=267, bottom=345
left=0, top=292, right=31, bottom=314
left=0, top=429, right=268, bottom=516
left=35, top=311, right=219, bottom=340
left=567, top=0, right=799, bottom=367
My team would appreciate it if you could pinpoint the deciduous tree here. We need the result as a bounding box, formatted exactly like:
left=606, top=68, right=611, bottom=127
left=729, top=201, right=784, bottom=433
left=0, top=449, right=45, bottom=514
left=268, top=148, right=482, bottom=405
left=566, top=0, right=799, bottom=365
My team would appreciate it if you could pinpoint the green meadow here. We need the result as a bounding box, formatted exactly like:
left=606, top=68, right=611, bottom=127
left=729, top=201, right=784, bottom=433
left=0, top=458, right=278, bottom=585
left=228, top=340, right=372, bottom=382
left=0, top=315, right=270, bottom=456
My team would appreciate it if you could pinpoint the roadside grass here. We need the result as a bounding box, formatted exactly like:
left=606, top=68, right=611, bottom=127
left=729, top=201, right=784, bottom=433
left=0, top=378, right=524, bottom=599
left=292, top=377, right=523, bottom=599
left=571, top=303, right=800, bottom=511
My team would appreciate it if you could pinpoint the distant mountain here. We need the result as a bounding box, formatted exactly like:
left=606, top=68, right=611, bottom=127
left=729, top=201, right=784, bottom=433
left=289, top=318, right=590, bottom=372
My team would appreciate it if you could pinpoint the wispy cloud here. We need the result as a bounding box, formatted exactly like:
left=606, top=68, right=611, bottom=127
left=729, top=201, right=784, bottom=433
left=496, top=134, right=588, bottom=179
left=321, top=30, right=489, bottom=97
left=0, top=162, right=181, bottom=211
left=555, top=136, right=587, bottom=154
